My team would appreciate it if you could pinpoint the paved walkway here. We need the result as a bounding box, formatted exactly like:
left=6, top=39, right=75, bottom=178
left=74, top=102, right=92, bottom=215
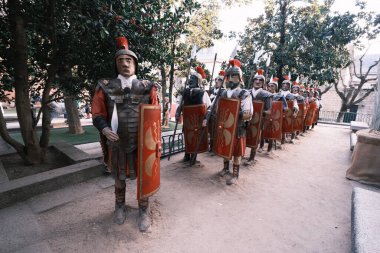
left=0, top=124, right=370, bottom=253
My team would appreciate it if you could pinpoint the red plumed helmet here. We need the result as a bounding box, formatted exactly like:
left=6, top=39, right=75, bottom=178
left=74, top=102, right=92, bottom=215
left=116, top=36, right=129, bottom=49
left=229, top=59, right=242, bottom=68
left=253, top=68, right=265, bottom=82
left=196, top=66, right=206, bottom=79
left=282, top=75, right=291, bottom=84
left=115, top=36, right=138, bottom=71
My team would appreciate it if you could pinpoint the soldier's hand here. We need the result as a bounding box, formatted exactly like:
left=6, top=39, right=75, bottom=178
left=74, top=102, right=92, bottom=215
left=202, top=119, right=207, bottom=127
left=102, top=127, right=119, bottom=142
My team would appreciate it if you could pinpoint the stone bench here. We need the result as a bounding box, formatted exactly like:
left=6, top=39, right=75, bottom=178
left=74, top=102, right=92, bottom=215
left=350, top=132, right=358, bottom=151
left=350, top=121, right=369, bottom=151
left=350, top=121, right=369, bottom=133
left=351, top=187, right=380, bottom=253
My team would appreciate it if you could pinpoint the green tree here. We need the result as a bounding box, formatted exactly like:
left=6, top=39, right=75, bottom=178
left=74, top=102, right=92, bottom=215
left=237, top=0, right=379, bottom=118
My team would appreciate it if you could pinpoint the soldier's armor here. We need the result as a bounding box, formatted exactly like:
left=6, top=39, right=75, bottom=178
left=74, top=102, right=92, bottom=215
left=183, top=88, right=204, bottom=105
left=251, top=88, right=273, bottom=111
left=96, top=78, right=152, bottom=153
left=221, top=88, right=250, bottom=138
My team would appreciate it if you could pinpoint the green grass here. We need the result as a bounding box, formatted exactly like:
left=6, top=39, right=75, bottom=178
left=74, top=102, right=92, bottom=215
left=10, top=125, right=101, bottom=145
left=9, top=122, right=183, bottom=146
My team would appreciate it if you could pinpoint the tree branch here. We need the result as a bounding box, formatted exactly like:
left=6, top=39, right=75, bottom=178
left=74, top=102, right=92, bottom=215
left=320, top=84, right=332, bottom=94
left=334, top=81, right=346, bottom=101
left=352, top=88, right=375, bottom=105
left=0, top=107, right=27, bottom=160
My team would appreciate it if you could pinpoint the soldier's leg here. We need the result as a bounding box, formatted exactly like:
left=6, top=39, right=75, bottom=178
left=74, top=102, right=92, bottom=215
left=114, top=178, right=126, bottom=225
left=258, top=136, right=264, bottom=153
left=138, top=197, right=151, bottom=232
left=267, top=139, right=273, bottom=152
left=281, top=133, right=285, bottom=144
left=182, top=153, right=191, bottom=162
left=243, top=147, right=257, bottom=166
left=227, top=156, right=240, bottom=185
left=219, top=158, right=230, bottom=176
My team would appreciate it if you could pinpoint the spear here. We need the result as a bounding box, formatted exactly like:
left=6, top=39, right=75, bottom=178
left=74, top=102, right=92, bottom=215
left=209, top=53, right=217, bottom=89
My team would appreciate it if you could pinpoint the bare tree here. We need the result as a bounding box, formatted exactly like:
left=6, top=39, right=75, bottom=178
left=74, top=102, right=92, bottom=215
left=334, top=51, right=379, bottom=122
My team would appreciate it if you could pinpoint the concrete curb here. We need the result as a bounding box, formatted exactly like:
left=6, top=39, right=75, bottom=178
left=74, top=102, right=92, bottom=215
left=0, top=160, right=103, bottom=209
left=351, top=187, right=380, bottom=253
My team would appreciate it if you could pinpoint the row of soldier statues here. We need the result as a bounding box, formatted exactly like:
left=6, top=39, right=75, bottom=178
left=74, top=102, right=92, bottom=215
left=175, top=59, right=322, bottom=186
left=92, top=36, right=321, bottom=232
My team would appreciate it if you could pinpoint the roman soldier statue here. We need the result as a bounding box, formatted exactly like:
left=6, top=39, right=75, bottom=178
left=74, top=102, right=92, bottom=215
left=204, top=59, right=253, bottom=185
left=210, top=70, right=225, bottom=103
left=176, top=66, right=212, bottom=164
left=244, top=69, right=273, bottom=166
left=208, top=70, right=226, bottom=151
left=92, top=36, right=160, bottom=232
left=279, top=76, right=299, bottom=144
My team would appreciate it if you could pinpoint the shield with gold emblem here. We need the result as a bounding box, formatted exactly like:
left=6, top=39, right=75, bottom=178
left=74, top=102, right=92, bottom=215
left=305, top=101, right=317, bottom=127
left=294, top=103, right=305, bottom=132
left=262, top=101, right=283, bottom=140
left=137, top=104, right=161, bottom=200
left=212, top=98, right=240, bottom=160
left=246, top=101, right=264, bottom=148
left=282, top=100, right=294, bottom=133
left=313, top=108, right=319, bottom=124
left=183, top=104, right=208, bottom=154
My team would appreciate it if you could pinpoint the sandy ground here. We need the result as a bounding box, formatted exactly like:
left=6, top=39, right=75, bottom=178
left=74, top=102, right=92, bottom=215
left=1, top=124, right=359, bottom=253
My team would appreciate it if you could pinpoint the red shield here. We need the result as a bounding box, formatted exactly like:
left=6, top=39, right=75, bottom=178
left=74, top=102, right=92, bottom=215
left=305, top=101, right=317, bottom=127
left=313, top=108, right=319, bottom=124
left=246, top=101, right=264, bottom=148
left=183, top=104, right=208, bottom=154
left=262, top=101, right=283, bottom=140
left=212, top=98, right=240, bottom=160
left=282, top=100, right=294, bottom=133
left=294, top=103, right=305, bottom=132
left=137, top=104, right=161, bottom=200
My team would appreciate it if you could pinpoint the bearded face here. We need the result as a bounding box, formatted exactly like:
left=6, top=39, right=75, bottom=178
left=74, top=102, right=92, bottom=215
left=188, top=75, right=199, bottom=88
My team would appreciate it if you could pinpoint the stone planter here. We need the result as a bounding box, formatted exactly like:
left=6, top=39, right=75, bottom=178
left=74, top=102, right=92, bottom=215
left=346, top=129, right=380, bottom=186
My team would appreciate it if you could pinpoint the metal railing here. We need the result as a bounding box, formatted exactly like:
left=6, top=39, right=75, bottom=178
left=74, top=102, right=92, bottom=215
left=318, top=110, right=373, bottom=125
left=160, top=132, right=185, bottom=158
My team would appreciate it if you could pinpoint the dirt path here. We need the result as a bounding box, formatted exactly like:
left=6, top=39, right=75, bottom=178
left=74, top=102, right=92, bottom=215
left=1, top=124, right=356, bottom=253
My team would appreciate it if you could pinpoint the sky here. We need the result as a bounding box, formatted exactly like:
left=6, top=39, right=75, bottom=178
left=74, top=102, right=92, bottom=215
left=219, top=0, right=380, bottom=36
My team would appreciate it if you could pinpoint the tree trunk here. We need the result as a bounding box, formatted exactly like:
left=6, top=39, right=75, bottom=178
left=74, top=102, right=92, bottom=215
left=61, top=67, right=84, bottom=134
left=8, top=0, right=42, bottom=165
left=160, top=66, right=167, bottom=104
left=64, top=95, right=84, bottom=134
left=168, top=40, right=176, bottom=105
left=337, top=103, right=349, bottom=123
left=40, top=0, right=57, bottom=153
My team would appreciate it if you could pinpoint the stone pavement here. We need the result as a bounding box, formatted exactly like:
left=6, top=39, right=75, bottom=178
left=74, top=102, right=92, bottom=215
left=0, top=123, right=378, bottom=253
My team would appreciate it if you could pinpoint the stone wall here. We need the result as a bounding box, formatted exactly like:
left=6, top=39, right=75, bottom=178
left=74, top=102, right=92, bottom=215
left=321, top=88, right=376, bottom=115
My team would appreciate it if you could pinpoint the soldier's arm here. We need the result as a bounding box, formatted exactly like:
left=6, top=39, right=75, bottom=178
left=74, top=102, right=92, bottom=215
left=240, top=90, right=253, bottom=121
left=202, top=92, right=212, bottom=109
left=92, top=87, right=109, bottom=132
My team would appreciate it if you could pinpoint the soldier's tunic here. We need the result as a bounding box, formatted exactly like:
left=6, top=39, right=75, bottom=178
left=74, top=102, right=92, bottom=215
left=220, top=87, right=253, bottom=157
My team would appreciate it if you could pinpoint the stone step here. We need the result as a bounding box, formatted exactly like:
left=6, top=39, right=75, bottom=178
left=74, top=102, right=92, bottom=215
left=0, top=160, right=103, bottom=209
left=351, top=187, right=380, bottom=253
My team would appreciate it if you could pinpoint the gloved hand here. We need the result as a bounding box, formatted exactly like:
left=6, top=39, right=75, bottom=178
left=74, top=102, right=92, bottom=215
left=202, top=119, right=207, bottom=127
left=102, top=127, right=119, bottom=142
